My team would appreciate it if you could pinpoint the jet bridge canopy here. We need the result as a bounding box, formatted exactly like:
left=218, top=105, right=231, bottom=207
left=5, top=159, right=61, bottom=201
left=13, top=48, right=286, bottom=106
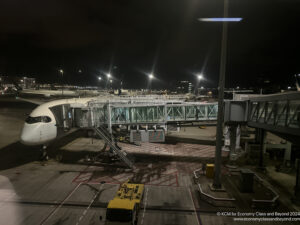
left=77, top=100, right=219, bottom=128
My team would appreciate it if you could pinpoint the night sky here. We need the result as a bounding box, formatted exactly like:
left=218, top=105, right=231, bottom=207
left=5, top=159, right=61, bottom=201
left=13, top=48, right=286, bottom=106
left=0, top=0, right=299, bottom=89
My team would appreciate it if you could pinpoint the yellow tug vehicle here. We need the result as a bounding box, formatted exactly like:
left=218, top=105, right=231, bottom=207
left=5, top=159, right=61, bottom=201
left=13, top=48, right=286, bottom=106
left=105, top=182, right=144, bottom=225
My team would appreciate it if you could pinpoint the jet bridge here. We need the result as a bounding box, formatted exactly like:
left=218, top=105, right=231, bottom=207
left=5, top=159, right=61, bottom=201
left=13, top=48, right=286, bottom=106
left=74, top=98, right=219, bottom=168
left=71, top=93, right=300, bottom=141
left=77, top=100, right=218, bottom=128
left=247, top=92, right=300, bottom=140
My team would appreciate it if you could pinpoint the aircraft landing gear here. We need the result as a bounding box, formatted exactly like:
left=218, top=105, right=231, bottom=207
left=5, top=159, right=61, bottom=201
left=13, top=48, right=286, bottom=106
left=40, top=145, right=49, bottom=161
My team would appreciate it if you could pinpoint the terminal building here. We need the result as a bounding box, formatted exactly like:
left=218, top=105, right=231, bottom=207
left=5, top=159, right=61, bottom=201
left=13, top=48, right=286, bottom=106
left=0, top=76, right=36, bottom=89
left=176, top=80, right=194, bottom=94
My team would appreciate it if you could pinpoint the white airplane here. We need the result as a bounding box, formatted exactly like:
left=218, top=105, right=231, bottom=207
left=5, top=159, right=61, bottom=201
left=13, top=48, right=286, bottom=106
left=19, top=94, right=189, bottom=159
left=20, top=97, right=95, bottom=146
left=19, top=94, right=172, bottom=146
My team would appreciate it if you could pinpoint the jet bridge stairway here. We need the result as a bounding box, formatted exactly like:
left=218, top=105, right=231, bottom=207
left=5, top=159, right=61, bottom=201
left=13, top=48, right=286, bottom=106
left=93, top=126, right=134, bottom=169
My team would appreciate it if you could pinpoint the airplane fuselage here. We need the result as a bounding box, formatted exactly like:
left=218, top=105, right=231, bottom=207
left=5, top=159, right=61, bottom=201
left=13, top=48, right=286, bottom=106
left=20, top=98, right=94, bottom=146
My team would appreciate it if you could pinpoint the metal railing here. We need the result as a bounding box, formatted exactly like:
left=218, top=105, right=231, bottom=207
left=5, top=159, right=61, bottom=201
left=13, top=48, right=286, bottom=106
left=89, top=102, right=218, bottom=126
left=248, top=92, right=300, bottom=136
left=93, top=126, right=134, bottom=168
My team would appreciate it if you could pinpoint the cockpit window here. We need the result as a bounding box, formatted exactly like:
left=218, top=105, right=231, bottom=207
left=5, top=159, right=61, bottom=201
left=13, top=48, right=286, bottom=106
left=26, top=116, right=51, bottom=124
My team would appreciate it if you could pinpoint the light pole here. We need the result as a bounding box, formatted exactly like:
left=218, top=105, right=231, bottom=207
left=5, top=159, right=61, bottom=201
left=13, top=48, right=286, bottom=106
left=198, top=0, right=242, bottom=189
left=148, top=73, right=154, bottom=92
left=196, top=74, right=204, bottom=95
left=109, top=79, right=113, bottom=89
left=98, top=76, right=102, bottom=89
left=59, top=69, right=64, bottom=96
left=106, top=73, right=111, bottom=89
left=213, top=0, right=229, bottom=189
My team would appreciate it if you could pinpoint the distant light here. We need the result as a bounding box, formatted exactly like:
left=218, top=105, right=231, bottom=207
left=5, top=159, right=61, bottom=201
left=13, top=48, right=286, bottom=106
left=78, top=69, right=82, bottom=73
left=201, top=86, right=204, bottom=89
left=148, top=74, right=154, bottom=79
left=199, top=18, right=243, bottom=22
left=107, top=73, right=111, bottom=78
left=59, top=69, right=64, bottom=74
left=288, top=86, right=291, bottom=90
left=110, top=79, right=113, bottom=83
left=197, top=74, right=203, bottom=80
left=236, top=86, right=240, bottom=89
left=98, top=76, right=102, bottom=81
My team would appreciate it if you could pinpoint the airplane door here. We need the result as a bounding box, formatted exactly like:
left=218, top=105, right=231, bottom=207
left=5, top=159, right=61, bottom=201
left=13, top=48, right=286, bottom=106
left=62, top=104, right=72, bottom=130
left=50, top=104, right=72, bottom=137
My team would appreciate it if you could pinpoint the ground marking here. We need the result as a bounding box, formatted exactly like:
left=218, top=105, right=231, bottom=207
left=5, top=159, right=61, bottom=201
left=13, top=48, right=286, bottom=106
left=140, top=187, right=149, bottom=225
left=188, top=188, right=201, bottom=225
left=40, top=165, right=91, bottom=225
left=39, top=183, right=81, bottom=225
left=75, top=183, right=104, bottom=225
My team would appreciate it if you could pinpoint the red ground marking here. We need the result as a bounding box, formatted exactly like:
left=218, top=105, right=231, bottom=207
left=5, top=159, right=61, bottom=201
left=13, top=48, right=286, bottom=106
left=72, top=172, right=93, bottom=183
left=73, top=169, right=180, bottom=187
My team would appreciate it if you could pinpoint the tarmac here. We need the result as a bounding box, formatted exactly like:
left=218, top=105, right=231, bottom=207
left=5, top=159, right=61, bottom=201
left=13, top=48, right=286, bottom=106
left=0, top=96, right=299, bottom=225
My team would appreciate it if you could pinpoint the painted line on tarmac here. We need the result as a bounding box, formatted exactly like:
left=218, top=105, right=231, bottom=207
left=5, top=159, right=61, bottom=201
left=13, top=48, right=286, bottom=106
left=188, top=188, right=202, bottom=225
left=40, top=165, right=91, bottom=225
left=75, top=183, right=103, bottom=225
left=141, top=187, right=149, bottom=225
left=39, top=183, right=81, bottom=225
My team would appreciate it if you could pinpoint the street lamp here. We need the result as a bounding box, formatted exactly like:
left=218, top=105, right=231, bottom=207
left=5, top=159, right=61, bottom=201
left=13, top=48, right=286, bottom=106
left=198, top=0, right=243, bottom=189
left=148, top=74, right=154, bottom=80
left=148, top=74, right=154, bottom=92
left=59, top=69, right=64, bottom=96
left=197, top=74, right=203, bottom=80
left=105, top=73, right=112, bottom=89
left=195, top=74, right=204, bottom=95
left=97, top=76, right=102, bottom=90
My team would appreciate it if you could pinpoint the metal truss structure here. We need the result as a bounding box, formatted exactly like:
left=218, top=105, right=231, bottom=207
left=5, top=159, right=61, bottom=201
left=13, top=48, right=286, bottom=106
left=247, top=92, right=300, bottom=136
left=75, top=93, right=300, bottom=138
left=81, top=100, right=218, bottom=128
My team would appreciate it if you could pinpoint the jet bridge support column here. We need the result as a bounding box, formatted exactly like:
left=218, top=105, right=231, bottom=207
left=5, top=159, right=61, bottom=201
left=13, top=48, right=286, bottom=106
left=284, top=141, right=292, bottom=166
left=256, top=128, right=266, bottom=170
left=292, top=159, right=300, bottom=205
left=224, top=123, right=242, bottom=165
left=229, top=124, right=237, bottom=161
left=107, top=101, right=112, bottom=134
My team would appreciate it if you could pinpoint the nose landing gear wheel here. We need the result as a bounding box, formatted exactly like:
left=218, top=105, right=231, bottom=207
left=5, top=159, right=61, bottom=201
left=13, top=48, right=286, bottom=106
left=39, top=145, right=49, bottom=161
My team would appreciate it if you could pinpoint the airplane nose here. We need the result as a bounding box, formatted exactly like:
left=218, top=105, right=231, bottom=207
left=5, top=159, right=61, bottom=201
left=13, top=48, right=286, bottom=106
left=20, top=130, right=30, bottom=144
left=20, top=123, right=37, bottom=145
